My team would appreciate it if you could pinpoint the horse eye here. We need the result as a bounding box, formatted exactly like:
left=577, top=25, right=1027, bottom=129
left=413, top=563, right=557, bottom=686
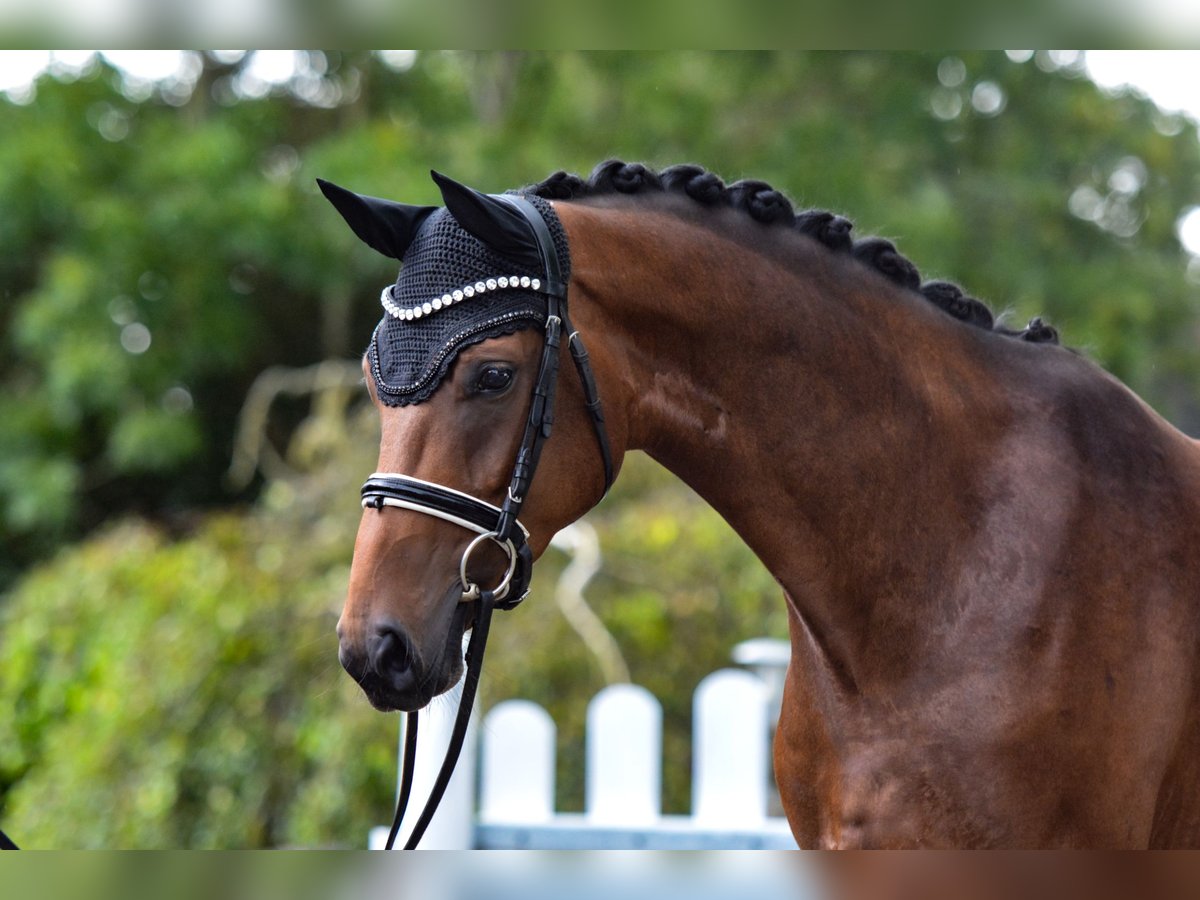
left=474, top=365, right=514, bottom=394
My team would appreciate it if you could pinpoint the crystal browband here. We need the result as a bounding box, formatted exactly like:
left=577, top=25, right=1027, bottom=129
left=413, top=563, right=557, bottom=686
left=381, top=275, right=543, bottom=321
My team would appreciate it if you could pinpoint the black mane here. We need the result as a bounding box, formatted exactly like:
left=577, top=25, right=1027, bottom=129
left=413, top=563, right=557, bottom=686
left=527, top=160, right=1059, bottom=345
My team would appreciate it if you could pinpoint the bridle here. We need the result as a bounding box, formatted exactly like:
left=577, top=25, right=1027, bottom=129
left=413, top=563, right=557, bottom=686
left=359, top=194, right=614, bottom=849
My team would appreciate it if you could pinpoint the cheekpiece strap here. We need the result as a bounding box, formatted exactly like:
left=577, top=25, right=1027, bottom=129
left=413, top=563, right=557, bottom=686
left=496, top=195, right=613, bottom=496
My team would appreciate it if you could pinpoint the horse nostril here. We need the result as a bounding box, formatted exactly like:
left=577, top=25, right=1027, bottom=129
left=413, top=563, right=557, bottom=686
left=373, top=629, right=409, bottom=672
left=369, top=625, right=418, bottom=691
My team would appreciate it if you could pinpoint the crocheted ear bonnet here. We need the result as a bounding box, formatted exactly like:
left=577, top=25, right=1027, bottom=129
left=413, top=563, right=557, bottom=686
left=318, top=175, right=569, bottom=407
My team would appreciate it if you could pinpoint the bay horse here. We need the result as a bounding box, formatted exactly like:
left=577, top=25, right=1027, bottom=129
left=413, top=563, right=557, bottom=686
left=323, top=160, right=1200, bottom=848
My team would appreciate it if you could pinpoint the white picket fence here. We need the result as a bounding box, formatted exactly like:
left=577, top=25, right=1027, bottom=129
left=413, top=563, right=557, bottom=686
left=369, top=641, right=797, bottom=850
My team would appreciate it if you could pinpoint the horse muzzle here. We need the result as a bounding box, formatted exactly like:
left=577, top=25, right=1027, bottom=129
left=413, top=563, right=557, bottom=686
left=338, top=601, right=469, bottom=712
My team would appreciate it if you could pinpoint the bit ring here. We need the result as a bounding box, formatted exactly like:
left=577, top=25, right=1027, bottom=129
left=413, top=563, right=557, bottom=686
left=459, top=531, right=518, bottom=602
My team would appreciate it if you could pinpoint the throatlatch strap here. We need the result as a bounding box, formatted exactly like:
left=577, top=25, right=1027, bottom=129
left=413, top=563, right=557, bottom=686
left=562, top=311, right=615, bottom=495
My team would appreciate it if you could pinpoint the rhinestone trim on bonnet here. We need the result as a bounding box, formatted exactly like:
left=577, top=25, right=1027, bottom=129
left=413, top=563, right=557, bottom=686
left=380, top=275, right=542, bottom=321
left=366, top=192, right=570, bottom=407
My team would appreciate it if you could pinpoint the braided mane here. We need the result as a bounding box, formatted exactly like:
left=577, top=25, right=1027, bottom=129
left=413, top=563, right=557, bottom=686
left=527, top=160, right=1059, bottom=345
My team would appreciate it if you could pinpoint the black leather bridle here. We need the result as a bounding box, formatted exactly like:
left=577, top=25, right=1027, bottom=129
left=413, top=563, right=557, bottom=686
left=361, top=194, right=614, bottom=849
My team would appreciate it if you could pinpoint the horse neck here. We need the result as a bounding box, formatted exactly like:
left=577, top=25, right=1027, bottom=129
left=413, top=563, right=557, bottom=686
left=559, top=199, right=1012, bottom=681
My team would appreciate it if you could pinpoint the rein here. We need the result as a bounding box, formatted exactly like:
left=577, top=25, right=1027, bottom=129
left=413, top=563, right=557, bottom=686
left=360, top=194, right=613, bottom=848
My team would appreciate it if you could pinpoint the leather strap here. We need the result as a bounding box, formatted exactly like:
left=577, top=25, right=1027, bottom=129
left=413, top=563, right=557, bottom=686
left=563, top=310, right=615, bottom=494
left=362, top=474, right=529, bottom=540
left=384, top=707, right=419, bottom=850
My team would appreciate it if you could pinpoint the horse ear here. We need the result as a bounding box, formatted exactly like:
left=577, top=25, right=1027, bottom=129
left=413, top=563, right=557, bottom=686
left=430, top=170, right=542, bottom=268
left=317, top=178, right=436, bottom=260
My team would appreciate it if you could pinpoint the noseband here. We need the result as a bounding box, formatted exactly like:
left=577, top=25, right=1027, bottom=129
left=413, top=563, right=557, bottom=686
left=360, top=194, right=614, bottom=848
left=361, top=473, right=529, bottom=604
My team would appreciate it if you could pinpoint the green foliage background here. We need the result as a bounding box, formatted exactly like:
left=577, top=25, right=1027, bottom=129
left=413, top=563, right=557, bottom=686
left=1, top=51, right=1199, bottom=846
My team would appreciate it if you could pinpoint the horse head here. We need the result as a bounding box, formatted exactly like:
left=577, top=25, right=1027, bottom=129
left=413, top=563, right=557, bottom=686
left=321, top=172, right=619, bottom=711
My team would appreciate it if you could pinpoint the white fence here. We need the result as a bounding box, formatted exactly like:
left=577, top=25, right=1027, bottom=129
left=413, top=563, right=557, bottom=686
left=370, top=642, right=796, bottom=850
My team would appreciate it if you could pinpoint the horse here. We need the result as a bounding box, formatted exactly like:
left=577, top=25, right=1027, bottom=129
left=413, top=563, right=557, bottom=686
left=322, top=160, right=1200, bottom=848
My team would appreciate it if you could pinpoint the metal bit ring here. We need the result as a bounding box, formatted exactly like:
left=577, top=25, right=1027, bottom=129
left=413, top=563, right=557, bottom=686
left=459, top=531, right=518, bottom=602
